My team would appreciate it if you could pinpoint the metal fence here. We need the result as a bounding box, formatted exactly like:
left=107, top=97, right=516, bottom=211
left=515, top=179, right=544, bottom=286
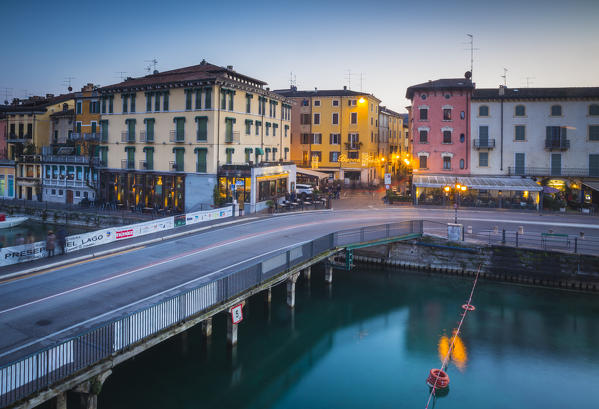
left=0, top=220, right=422, bottom=407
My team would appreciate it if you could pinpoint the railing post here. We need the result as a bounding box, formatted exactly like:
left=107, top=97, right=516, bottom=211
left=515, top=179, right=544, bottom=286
left=386, top=223, right=390, bottom=238
left=574, top=237, right=578, bottom=254
left=515, top=231, right=519, bottom=247
left=502, top=229, right=506, bottom=244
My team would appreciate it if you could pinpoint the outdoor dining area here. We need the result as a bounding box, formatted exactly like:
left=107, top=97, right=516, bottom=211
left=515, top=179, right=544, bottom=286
left=273, top=194, right=329, bottom=213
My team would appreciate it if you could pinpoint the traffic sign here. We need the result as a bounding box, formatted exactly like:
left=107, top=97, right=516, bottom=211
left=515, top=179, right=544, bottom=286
left=231, top=303, right=243, bottom=324
left=385, top=184, right=390, bottom=190
left=384, top=173, right=391, bottom=185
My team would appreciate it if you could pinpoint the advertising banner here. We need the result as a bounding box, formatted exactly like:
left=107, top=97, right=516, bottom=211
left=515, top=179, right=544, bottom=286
left=67, top=228, right=116, bottom=253
left=0, top=241, right=47, bottom=266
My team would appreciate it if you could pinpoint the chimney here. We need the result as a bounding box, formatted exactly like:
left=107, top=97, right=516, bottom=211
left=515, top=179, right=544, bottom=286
left=498, top=85, right=505, bottom=96
left=227, top=65, right=233, bottom=70
left=291, top=85, right=297, bottom=92
left=46, top=93, right=54, bottom=99
left=266, top=87, right=270, bottom=91
left=343, top=85, right=347, bottom=90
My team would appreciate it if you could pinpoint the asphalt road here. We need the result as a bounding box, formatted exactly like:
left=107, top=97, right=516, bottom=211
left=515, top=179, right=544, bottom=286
left=1, top=207, right=598, bottom=365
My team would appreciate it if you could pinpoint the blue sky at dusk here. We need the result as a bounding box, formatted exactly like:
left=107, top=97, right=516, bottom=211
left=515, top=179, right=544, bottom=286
left=2, top=0, right=598, bottom=111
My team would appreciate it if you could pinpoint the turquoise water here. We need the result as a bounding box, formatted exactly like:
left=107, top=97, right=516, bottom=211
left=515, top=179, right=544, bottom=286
left=0, top=219, right=90, bottom=247
left=96, top=267, right=599, bottom=409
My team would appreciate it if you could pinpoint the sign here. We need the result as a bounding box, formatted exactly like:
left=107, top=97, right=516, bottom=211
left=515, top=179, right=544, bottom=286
left=174, top=214, right=186, bottom=227
left=384, top=173, right=391, bottom=185
left=231, top=304, right=243, bottom=324
left=385, top=185, right=390, bottom=190
left=67, top=229, right=116, bottom=252
left=235, top=180, right=244, bottom=187
left=0, top=241, right=48, bottom=265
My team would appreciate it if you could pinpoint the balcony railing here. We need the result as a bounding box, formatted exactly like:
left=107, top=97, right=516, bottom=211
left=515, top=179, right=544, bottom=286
left=508, top=166, right=599, bottom=177
left=545, top=138, right=570, bottom=151
left=344, top=142, right=362, bottom=150
left=224, top=131, right=240, bottom=144
left=140, top=130, right=154, bottom=143
left=97, top=159, right=108, bottom=168
left=139, top=160, right=150, bottom=170
left=169, top=161, right=184, bottom=172
left=121, top=159, right=135, bottom=170
left=84, top=132, right=100, bottom=141
left=473, top=138, right=496, bottom=149
left=121, top=131, right=135, bottom=143
left=169, top=130, right=185, bottom=143
left=42, top=155, right=90, bottom=164
left=70, top=133, right=82, bottom=141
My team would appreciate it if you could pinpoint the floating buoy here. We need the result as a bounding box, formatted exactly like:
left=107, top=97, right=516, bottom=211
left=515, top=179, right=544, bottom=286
left=462, top=304, right=475, bottom=311
left=426, top=368, right=450, bottom=389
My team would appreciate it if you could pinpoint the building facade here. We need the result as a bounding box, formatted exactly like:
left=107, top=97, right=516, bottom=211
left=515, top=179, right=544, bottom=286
left=0, top=111, right=7, bottom=159
left=275, top=87, right=383, bottom=185
left=41, top=154, right=98, bottom=204
left=406, top=78, right=474, bottom=174
left=379, top=106, right=405, bottom=176
left=0, top=160, right=15, bottom=199
left=73, top=84, right=102, bottom=157
left=98, top=61, right=293, bottom=213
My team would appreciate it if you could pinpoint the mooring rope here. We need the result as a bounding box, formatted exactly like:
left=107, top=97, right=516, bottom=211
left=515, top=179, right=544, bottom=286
left=424, top=264, right=482, bottom=409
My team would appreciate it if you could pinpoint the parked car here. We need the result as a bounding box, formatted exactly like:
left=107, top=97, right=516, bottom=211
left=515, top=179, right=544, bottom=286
left=295, top=184, right=314, bottom=199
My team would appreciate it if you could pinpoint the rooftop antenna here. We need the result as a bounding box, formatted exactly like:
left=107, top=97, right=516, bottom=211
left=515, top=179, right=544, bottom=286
left=0, top=87, right=12, bottom=104
left=464, top=34, right=478, bottom=79
left=525, top=77, right=535, bottom=88
left=115, top=71, right=127, bottom=81
left=359, top=73, right=365, bottom=92
left=501, top=68, right=508, bottom=87
left=145, top=58, right=158, bottom=74
left=62, top=77, right=75, bottom=92
left=289, top=71, right=297, bottom=88
left=345, top=69, right=353, bottom=90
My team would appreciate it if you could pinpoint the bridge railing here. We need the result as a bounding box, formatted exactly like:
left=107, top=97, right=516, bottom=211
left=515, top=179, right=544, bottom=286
left=0, top=220, right=422, bottom=408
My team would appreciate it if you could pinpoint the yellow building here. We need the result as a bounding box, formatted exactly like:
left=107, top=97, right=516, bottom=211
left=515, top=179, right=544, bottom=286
left=275, top=87, right=383, bottom=185
left=73, top=83, right=102, bottom=156
left=98, top=61, right=294, bottom=212
left=379, top=106, right=405, bottom=177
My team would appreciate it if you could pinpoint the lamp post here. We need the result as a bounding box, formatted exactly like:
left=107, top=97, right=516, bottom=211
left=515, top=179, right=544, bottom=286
left=445, top=179, right=467, bottom=224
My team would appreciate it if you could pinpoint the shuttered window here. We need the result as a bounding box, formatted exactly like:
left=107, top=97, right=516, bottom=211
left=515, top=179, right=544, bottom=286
left=195, top=148, right=207, bottom=172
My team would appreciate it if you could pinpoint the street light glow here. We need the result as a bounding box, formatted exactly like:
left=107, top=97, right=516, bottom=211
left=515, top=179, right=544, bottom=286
left=404, top=159, right=410, bottom=165
left=461, top=185, right=467, bottom=191
left=444, top=186, right=451, bottom=192
left=358, top=97, right=366, bottom=104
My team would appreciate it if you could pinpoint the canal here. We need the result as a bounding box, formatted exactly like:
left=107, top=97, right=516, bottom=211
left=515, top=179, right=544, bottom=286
left=94, top=266, right=599, bottom=409
left=0, top=220, right=90, bottom=247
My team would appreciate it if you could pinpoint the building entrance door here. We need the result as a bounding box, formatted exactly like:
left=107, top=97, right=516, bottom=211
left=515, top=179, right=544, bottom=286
left=66, top=190, right=74, bottom=204
left=26, top=187, right=32, bottom=201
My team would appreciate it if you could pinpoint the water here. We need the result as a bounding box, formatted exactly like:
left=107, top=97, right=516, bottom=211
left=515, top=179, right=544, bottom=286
left=95, top=267, right=599, bottom=409
left=0, top=219, right=90, bottom=247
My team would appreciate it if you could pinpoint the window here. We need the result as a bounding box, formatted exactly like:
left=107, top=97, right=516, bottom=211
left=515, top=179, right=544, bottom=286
left=551, top=105, right=562, bottom=116
left=332, top=100, right=339, bottom=107
left=332, top=113, right=339, bottom=125
left=348, top=151, right=359, bottom=159
left=348, top=99, right=357, bottom=106
left=589, top=125, right=599, bottom=141
left=205, top=88, right=212, bottom=109
left=515, top=105, right=526, bottom=116
left=195, top=89, right=202, bottom=109
left=348, top=133, right=359, bottom=148
left=130, top=94, right=136, bottom=113
left=146, top=93, right=152, bottom=111
left=515, top=125, right=526, bottom=141
left=479, top=106, right=489, bottom=116
left=155, top=93, right=161, bottom=111
left=225, top=148, right=234, bottom=165
left=186, top=90, right=192, bottom=110
left=163, top=93, right=169, bottom=111
left=314, top=100, right=321, bottom=106
left=246, top=94, right=252, bottom=113
left=421, top=94, right=427, bottom=100
left=265, top=123, right=270, bottom=136
left=311, top=151, right=322, bottom=162
left=330, top=151, right=340, bottom=162
left=419, top=130, right=428, bottom=143
left=144, top=118, right=155, bottom=142
left=314, top=113, right=320, bottom=125
left=419, top=108, right=428, bottom=120
left=174, top=117, right=185, bottom=142
left=228, top=92, right=234, bottom=111
left=330, top=133, right=340, bottom=144
left=443, top=108, right=452, bottom=120
left=460, top=133, right=465, bottom=143
left=590, top=154, right=599, bottom=177
left=479, top=152, right=488, bottom=167
left=312, top=133, right=322, bottom=144
left=225, top=118, right=236, bottom=141
left=108, top=96, right=113, bottom=113
left=301, top=133, right=310, bottom=144
left=515, top=153, right=525, bottom=175
left=443, top=156, right=451, bottom=170
left=590, top=104, right=599, bottom=116
left=255, top=121, right=261, bottom=135
left=419, top=156, right=428, bottom=169
left=443, top=130, right=452, bottom=143
left=122, top=95, right=128, bottom=113
left=460, top=159, right=465, bottom=169
left=196, top=117, right=208, bottom=141
left=144, top=147, right=154, bottom=170
left=350, top=112, right=357, bottom=124
left=300, top=114, right=311, bottom=125
left=302, top=99, right=309, bottom=106
left=460, top=111, right=465, bottom=120
left=195, top=148, right=207, bottom=172
left=76, top=101, right=82, bottom=114
left=245, top=120, right=252, bottom=135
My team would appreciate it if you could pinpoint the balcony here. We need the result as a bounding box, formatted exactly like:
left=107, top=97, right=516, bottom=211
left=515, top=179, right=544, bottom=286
left=8, top=133, right=30, bottom=143
left=42, top=155, right=90, bottom=164
left=344, top=142, right=362, bottom=150
left=70, top=133, right=82, bottom=141
left=121, top=131, right=135, bottom=143
left=545, top=138, right=570, bottom=151
left=97, top=159, right=108, bottom=168
left=121, top=159, right=135, bottom=170
left=139, top=160, right=153, bottom=170
left=473, top=138, right=496, bottom=149
left=140, top=130, right=154, bottom=143
left=169, top=130, right=185, bottom=143
left=508, top=166, right=596, bottom=177
left=169, top=161, right=184, bottom=172
left=224, top=131, right=240, bottom=144
left=84, top=132, right=100, bottom=141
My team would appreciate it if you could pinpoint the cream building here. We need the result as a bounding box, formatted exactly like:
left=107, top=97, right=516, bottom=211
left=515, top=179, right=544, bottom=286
left=98, top=61, right=293, bottom=213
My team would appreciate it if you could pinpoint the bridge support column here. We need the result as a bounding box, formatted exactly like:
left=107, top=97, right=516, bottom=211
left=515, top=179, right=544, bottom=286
left=72, top=370, right=112, bottom=409
left=227, top=301, right=245, bottom=347
left=265, top=287, right=272, bottom=304
left=54, top=392, right=67, bottom=409
left=303, top=266, right=311, bottom=281
left=287, top=273, right=300, bottom=308
left=325, top=260, right=333, bottom=284
left=202, top=317, right=213, bottom=338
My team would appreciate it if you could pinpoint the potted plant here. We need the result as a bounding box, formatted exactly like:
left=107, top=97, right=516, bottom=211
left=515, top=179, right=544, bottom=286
left=265, top=200, right=275, bottom=213
left=558, top=200, right=567, bottom=212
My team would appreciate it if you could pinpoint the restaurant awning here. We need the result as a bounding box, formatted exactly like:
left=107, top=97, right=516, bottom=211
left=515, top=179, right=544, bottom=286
left=413, top=175, right=543, bottom=191
left=297, top=168, right=329, bottom=180
left=583, top=181, right=599, bottom=192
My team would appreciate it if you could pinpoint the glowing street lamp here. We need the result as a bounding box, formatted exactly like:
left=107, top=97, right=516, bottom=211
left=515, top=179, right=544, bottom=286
left=358, top=97, right=366, bottom=104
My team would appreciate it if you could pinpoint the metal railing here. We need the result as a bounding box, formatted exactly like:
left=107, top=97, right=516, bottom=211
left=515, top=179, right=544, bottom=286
left=121, top=132, right=135, bottom=143
left=507, top=166, right=599, bottom=177
left=121, top=159, right=135, bottom=170
left=473, top=138, right=496, bottom=149
left=169, top=161, right=183, bottom=172
left=169, top=130, right=185, bottom=143
left=0, top=220, right=422, bottom=407
left=83, top=133, right=100, bottom=141
left=224, top=131, right=240, bottom=144
left=42, top=155, right=90, bottom=164
left=545, top=138, right=570, bottom=150
left=139, top=131, right=154, bottom=143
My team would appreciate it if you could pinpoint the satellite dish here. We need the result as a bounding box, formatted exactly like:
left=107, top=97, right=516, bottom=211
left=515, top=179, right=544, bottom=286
left=68, top=86, right=73, bottom=92
left=464, top=71, right=472, bottom=79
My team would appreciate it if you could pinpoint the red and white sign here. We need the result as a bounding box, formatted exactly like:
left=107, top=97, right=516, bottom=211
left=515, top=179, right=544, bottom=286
left=231, top=304, right=243, bottom=324
left=116, top=228, right=134, bottom=240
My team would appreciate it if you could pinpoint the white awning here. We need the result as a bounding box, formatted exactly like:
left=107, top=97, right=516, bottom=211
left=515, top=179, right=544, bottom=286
left=413, top=175, right=543, bottom=191
left=583, top=181, right=599, bottom=192
left=297, top=168, right=329, bottom=179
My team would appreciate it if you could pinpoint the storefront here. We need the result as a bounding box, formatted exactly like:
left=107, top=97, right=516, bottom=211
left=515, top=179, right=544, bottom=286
left=413, top=175, right=543, bottom=211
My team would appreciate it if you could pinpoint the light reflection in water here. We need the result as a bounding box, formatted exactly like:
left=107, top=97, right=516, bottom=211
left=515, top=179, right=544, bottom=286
left=438, top=330, right=468, bottom=371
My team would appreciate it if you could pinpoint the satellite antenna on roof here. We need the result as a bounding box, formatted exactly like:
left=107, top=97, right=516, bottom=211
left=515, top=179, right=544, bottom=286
left=359, top=73, right=365, bottom=92
left=115, top=72, right=127, bottom=81
left=525, top=77, right=535, bottom=88
left=345, top=69, right=353, bottom=90
left=501, top=68, right=508, bottom=87
left=145, top=59, right=158, bottom=74
left=63, top=77, right=75, bottom=92
left=289, top=72, right=297, bottom=88
left=464, top=34, right=478, bottom=80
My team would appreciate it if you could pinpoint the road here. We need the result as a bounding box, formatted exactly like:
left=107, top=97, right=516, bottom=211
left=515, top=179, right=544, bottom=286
left=1, top=206, right=598, bottom=366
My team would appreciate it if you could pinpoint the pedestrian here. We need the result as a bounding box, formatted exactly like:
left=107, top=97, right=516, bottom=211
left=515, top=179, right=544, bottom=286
left=15, top=233, right=25, bottom=245
left=46, top=231, right=56, bottom=258
left=57, top=228, right=67, bottom=255
left=26, top=233, right=35, bottom=244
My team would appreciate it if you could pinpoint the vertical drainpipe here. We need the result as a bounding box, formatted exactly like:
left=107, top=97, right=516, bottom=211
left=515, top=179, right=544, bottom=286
left=217, top=84, right=221, bottom=169
left=500, top=94, right=504, bottom=172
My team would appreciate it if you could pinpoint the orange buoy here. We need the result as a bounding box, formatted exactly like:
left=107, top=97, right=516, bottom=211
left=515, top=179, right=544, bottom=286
left=462, top=304, right=475, bottom=311
left=427, top=368, right=450, bottom=389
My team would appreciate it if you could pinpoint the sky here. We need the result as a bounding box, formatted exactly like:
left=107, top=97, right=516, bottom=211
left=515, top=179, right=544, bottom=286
left=2, top=0, right=598, bottom=112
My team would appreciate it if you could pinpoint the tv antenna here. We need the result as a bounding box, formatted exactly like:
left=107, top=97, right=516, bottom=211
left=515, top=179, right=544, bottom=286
left=63, top=77, right=75, bottom=92
left=525, top=76, right=535, bottom=88
left=145, top=58, right=158, bottom=74
left=0, top=87, right=12, bottom=104
left=501, top=68, right=508, bottom=87
left=115, top=71, right=127, bottom=81
left=359, top=73, right=365, bottom=92
left=464, top=34, right=479, bottom=79
left=289, top=72, right=297, bottom=88
left=345, top=69, right=354, bottom=90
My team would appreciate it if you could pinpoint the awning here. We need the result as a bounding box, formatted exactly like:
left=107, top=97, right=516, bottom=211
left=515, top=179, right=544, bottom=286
left=583, top=181, right=599, bottom=192
left=297, top=168, right=329, bottom=180
left=255, top=148, right=264, bottom=155
left=413, top=175, right=542, bottom=191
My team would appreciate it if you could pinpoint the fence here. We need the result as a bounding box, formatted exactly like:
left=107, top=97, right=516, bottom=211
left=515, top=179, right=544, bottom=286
left=0, top=220, right=422, bottom=407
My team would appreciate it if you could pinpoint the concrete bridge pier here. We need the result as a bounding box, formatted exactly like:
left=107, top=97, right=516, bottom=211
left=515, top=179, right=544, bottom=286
left=303, top=266, right=311, bottom=281
left=265, top=287, right=272, bottom=304
left=227, top=301, right=245, bottom=347
left=53, top=392, right=67, bottom=409
left=202, top=317, right=213, bottom=338
left=71, top=370, right=112, bottom=409
left=286, top=273, right=300, bottom=308
left=325, top=260, right=333, bottom=284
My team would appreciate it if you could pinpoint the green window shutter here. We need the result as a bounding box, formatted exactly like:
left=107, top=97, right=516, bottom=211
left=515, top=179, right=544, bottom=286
left=101, top=147, right=108, bottom=165
left=144, top=147, right=154, bottom=170
left=225, top=118, right=233, bottom=142
left=101, top=98, right=106, bottom=113
left=479, top=152, right=488, bottom=167
left=174, top=117, right=185, bottom=141
left=205, top=88, right=212, bottom=108
left=130, top=94, right=136, bottom=112
left=155, top=93, right=161, bottom=111
left=76, top=122, right=82, bottom=133
left=109, top=96, right=113, bottom=113
left=163, top=92, right=169, bottom=111
left=122, top=95, right=128, bottom=113
left=195, top=89, right=202, bottom=109
left=126, top=119, right=136, bottom=142
left=126, top=147, right=135, bottom=168
left=195, top=147, right=207, bottom=172
left=146, top=93, right=152, bottom=111
left=144, top=118, right=155, bottom=142
left=186, top=90, right=192, bottom=110
left=221, top=91, right=227, bottom=110
left=91, top=122, right=97, bottom=134
left=515, top=153, right=525, bottom=175
left=195, top=116, right=208, bottom=141
left=174, top=148, right=184, bottom=171
left=228, top=92, right=234, bottom=111
left=515, top=125, right=525, bottom=141
left=101, top=120, right=108, bottom=142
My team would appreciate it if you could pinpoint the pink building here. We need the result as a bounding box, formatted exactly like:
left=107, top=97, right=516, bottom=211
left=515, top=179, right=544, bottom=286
left=406, top=77, right=474, bottom=174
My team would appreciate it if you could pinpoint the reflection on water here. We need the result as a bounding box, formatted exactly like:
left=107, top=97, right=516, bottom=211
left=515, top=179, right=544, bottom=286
left=438, top=331, right=468, bottom=371
left=0, top=220, right=90, bottom=247
left=95, top=267, right=599, bottom=409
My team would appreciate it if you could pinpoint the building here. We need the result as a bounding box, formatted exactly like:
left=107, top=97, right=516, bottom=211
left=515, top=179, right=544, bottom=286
left=0, top=159, right=15, bottom=199
left=73, top=84, right=102, bottom=156
left=15, top=154, right=43, bottom=200
left=41, top=153, right=98, bottom=204
left=49, top=105, right=74, bottom=145
left=98, top=61, right=294, bottom=213
left=406, top=77, right=474, bottom=174
left=379, top=106, right=405, bottom=176
left=275, top=86, right=383, bottom=185
left=0, top=109, right=7, bottom=159
left=471, top=86, right=599, bottom=205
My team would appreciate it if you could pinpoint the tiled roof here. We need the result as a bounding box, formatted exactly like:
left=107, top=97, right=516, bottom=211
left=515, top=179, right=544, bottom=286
left=274, top=88, right=381, bottom=102
left=473, top=87, right=599, bottom=100
left=50, top=108, right=74, bottom=118
left=3, top=93, right=75, bottom=114
left=100, top=61, right=267, bottom=92
left=406, top=78, right=474, bottom=99
left=380, top=106, right=402, bottom=117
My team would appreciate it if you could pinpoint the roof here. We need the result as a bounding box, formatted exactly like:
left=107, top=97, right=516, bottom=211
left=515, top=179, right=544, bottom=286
left=50, top=108, right=74, bottom=118
left=100, top=60, right=267, bottom=92
left=296, top=168, right=329, bottom=179
left=413, top=175, right=542, bottom=191
left=406, top=78, right=474, bottom=99
left=473, top=87, right=599, bottom=100
left=379, top=106, right=402, bottom=117
left=274, top=88, right=381, bottom=102
left=4, top=93, right=75, bottom=114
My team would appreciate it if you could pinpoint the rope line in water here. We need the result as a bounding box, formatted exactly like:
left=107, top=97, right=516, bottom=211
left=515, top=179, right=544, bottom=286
left=424, top=263, right=482, bottom=409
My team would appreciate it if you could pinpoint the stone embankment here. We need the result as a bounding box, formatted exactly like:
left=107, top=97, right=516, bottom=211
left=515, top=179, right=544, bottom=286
left=352, top=236, right=599, bottom=292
